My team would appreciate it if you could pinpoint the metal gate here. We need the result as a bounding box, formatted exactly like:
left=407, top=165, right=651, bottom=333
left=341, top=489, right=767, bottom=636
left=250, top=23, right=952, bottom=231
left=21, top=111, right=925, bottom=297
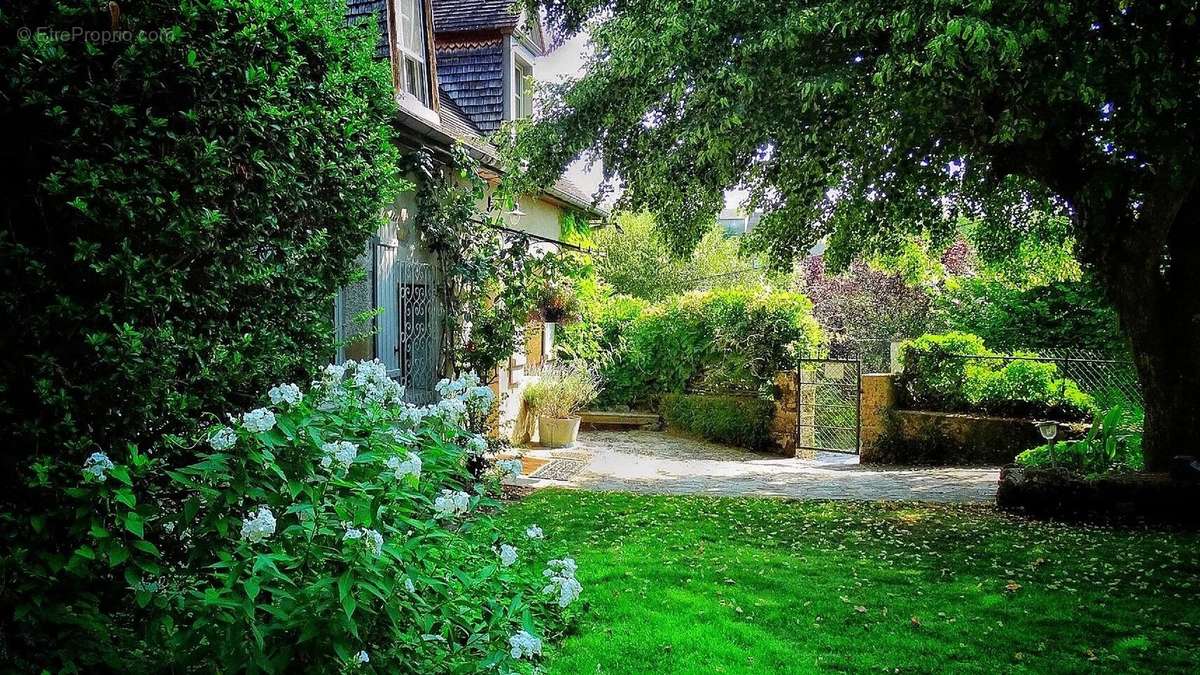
left=796, top=358, right=861, bottom=454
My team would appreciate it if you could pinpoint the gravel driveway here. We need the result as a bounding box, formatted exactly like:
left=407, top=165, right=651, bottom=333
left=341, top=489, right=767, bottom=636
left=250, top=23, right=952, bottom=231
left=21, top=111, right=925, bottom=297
left=523, top=430, right=999, bottom=503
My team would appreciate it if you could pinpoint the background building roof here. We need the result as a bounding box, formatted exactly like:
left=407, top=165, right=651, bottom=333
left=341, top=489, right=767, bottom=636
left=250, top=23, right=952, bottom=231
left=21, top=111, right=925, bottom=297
left=432, top=0, right=522, bottom=34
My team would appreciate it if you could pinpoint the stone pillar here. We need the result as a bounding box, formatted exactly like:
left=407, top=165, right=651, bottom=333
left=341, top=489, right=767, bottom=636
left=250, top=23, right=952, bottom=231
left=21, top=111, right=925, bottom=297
left=796, top=368, right=817, bottom=459
left=770, top=371, right=798, bottom=456
left=860, top=373, right=897, bottom=462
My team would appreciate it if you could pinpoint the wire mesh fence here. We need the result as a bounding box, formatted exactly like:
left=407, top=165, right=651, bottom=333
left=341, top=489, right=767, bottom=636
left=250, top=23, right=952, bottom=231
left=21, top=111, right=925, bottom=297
left=1035, top=348, right=1142, bottom=414
left=828, top=337, right=895, bottom=374
left=943, top=349, right=1143, bottom=425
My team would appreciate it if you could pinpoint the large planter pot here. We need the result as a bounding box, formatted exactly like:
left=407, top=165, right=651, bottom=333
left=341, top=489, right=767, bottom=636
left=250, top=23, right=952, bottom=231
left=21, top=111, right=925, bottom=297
left=538, top=415, right=581, bottom=448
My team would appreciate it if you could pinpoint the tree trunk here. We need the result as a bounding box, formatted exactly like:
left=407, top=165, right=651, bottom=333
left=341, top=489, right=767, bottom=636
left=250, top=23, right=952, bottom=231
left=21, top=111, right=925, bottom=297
left=1123, top=310, right=1200, bottom=472
left=1079, top=177, right=1200, bottom=472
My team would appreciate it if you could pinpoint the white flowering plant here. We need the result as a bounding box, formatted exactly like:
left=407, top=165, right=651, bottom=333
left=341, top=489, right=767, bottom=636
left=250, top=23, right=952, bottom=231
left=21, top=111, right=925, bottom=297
left=12, top=359, right=582, bottom=672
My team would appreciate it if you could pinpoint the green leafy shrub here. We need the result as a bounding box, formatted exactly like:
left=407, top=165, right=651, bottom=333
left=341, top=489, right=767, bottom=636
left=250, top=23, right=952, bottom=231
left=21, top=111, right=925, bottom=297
left=555, top=289, right=648, bottom=363
left=660, top=393, right=776, bottom=450
left=5, top=363, right=583, bottom=671
left=599, top=289, right=823, bottom=407
left=899, top=333, right=1096, bottom=420
left=935, top=277, right=1126, bottom=354
left=895, top=332, right=990, bottom=410
left=1016, top=405, right=1144, bottom=475
left=0, top=0, right=399, bottom=489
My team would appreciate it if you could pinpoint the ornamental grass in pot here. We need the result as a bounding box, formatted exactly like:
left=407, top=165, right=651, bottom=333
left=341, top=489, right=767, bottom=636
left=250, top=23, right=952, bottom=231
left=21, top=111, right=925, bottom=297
left=523, top=365, right=600, bottom=448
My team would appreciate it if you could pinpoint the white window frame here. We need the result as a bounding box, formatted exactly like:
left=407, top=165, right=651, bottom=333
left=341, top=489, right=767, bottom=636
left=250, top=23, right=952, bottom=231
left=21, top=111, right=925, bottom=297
left=512, top=58, right=533, bottom=120
left=395, top=0, right=429, bottom=106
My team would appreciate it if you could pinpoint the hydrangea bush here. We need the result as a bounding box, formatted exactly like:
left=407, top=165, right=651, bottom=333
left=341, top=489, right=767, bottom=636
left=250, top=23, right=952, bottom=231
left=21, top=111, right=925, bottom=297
left=8, top=361, right=582, bottom=672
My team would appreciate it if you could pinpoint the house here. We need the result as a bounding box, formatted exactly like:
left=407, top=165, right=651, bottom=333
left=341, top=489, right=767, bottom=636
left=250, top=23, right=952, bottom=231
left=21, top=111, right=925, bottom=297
left=338, top=0, right=605, bottom=422
left=717, top=207, right=762, bottom=237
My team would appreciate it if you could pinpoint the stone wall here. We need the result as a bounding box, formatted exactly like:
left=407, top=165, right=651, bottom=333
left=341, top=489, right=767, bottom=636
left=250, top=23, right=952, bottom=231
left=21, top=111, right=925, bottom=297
left=770, top=371, right=798, bottom=457
left=771, top=370, right=817, bottom=458
left=859, top=373, right=1081, bottom=465
left=859, top=374, right=896, bottom=459
left=998, top=466, right=1200, bottom=525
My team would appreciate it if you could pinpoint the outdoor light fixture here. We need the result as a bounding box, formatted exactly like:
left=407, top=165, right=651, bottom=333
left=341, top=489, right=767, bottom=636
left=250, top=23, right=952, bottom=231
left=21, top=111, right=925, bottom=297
left=1036, top=420, right=1059, bottom=466
left=1036, top=421, right=1058, bottom=441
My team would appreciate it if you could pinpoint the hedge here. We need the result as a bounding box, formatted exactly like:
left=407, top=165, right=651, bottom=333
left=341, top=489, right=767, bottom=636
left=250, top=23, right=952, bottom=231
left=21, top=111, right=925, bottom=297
left=597, top=288, right=823, bottom=407
left=660, top=393, right=776, bottom=450
left=1, top=0, right=399, bottom=667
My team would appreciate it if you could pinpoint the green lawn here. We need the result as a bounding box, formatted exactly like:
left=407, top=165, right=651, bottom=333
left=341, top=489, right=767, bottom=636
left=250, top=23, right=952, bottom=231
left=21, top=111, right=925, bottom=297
left=506, top=490, right=1200, bottom=674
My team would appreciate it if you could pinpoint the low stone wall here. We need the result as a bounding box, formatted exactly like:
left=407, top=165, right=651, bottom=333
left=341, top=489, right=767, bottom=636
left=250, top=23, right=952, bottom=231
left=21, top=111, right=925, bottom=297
left=860, top=374, right=1085, bottom=466
left=863, top=409, right=1051, bottom=465
left=998, top=466, right=1200, bottom=526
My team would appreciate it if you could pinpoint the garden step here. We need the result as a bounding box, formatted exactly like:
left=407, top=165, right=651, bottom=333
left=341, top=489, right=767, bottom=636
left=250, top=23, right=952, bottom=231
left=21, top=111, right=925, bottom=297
left=580, top=411, right=661, bottom=431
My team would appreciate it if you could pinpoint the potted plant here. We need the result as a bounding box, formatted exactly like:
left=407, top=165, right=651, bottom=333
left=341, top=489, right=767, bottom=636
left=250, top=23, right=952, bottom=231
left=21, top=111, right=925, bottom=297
left=522, top=365, right=600, bottom=448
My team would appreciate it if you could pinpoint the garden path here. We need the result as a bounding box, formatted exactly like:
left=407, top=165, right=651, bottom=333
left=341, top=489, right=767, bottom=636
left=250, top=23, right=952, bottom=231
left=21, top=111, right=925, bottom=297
left=516, top=430, right=999, bottom=503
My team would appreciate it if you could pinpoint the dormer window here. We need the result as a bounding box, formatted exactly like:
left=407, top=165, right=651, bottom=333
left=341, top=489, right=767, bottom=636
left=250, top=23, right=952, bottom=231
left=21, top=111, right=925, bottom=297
left=512, top=58, right=533, bottom=119
left=395, top=0, right=429, bottom=105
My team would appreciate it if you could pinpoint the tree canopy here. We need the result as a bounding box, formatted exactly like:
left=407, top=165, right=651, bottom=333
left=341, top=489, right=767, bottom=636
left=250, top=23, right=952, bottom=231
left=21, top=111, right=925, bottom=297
left=510, top=0, right=1200, bottom=469
left=592, top=212, right=783, bottom=301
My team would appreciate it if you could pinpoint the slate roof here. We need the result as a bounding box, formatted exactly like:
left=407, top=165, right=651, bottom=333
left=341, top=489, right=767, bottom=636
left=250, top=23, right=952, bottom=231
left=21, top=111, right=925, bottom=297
left=344, top=0, right=390, bottom=60
left=438, top=90, right=484, bottom=136
left=432, top=0, right=522, bottom=34
left=434, top=41, right=505, bottom=134
left=549, top=178, right=598, bottom=212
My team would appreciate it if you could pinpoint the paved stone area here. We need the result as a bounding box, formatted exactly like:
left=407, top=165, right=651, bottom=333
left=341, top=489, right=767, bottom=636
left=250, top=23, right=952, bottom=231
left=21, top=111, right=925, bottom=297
left=515, top=430, right=999, bottom=503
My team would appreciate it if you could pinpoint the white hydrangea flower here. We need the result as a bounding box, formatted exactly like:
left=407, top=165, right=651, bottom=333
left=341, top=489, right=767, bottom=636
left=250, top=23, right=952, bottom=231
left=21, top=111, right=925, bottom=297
left=508, top=630, right=542, bottom=660
left=241, top=407, right=276, bottom=433
left=240, top=506, right=276, bottom=544
left=344, top=526, right=384, bottom=557
left=82, top=452, right=115, bottom=482
left=434, top=397, right=467, bottom=425
left=208, top=425, right=237, bottom=451
left=395, top=406, right=426, bottom=429
left=467, top=385, right=495, bottom=405
left=499, top=543, right=518, bottom=567
left=352, top=359, right=405, bottom=404
left=434, top=377, right=460, bottom=398
left=544, top=574, right=583, bottom=608
left=467, top=434, right=488, bottom=455
left=387, top=451, right=422, bottom=480
left=268, top=382, right=302, bottom=406
left=352, top=650, right=369, bottom=665
left=432, top=489, right=471, bottom=519
left=405, top=577, right=416, bottom=593
left=497, top=458, right=523, bottom=477
left=545, top=557, right=577, bottom=579
left=363, top=529, right=383, bottom=557
left=525, top=525, right=544, bottom=540
left=543, top=558, right=582, bottom=608
left=320, top=441, right=358, bottom=471
left=323, top=363, right=347, bottom=382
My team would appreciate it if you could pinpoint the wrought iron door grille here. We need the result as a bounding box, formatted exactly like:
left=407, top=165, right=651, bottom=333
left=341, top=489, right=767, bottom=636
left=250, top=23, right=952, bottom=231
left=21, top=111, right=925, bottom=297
left=395, top=261, right=438, bottom=406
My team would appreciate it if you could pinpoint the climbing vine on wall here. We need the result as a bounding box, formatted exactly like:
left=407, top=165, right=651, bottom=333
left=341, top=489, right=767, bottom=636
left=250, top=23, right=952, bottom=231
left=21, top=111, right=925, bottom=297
left=406, top=146, right=575, bottom=379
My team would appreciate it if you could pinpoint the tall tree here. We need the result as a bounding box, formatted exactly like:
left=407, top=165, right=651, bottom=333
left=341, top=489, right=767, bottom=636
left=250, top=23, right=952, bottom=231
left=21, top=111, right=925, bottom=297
left=507, top=0, right=1200, bottom=470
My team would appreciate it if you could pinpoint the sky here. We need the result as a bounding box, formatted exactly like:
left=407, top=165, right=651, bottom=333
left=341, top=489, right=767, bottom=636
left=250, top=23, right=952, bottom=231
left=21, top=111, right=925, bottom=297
left=537, top=33, right=745, bottom=213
